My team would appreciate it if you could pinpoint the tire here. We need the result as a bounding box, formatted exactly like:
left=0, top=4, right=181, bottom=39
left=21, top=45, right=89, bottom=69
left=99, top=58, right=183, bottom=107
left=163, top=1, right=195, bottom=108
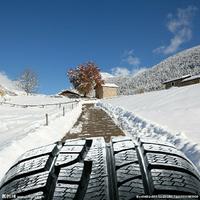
left=0, top=137, right=200, bottom=200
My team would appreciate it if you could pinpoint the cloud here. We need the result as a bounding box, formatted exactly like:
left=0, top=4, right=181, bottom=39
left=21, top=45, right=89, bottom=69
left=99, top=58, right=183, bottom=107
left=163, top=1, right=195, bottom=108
left=110, top=66, right=147, bottom=77
left=154, top=6, right=198, bottom=55
left=0, top=72, right=17, bottom=90
left=111, top=67, right=131, bottom=76
left=122, top=50, right=140, bottom=66
left=100, top=72, right=114, bottom=80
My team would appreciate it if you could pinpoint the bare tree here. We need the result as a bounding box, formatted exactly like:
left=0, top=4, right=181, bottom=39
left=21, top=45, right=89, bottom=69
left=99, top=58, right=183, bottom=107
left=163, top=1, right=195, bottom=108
left=18, top=69, right=38, bottom=95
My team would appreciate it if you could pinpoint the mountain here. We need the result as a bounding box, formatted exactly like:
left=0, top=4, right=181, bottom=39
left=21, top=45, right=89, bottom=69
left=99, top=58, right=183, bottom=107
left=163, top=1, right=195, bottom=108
left=108, top=45, right=200, bottom=95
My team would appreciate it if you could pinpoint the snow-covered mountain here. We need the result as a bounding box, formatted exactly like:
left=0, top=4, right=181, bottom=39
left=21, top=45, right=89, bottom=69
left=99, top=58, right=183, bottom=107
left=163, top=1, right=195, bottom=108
left=108, top=45, right=200, bottom=95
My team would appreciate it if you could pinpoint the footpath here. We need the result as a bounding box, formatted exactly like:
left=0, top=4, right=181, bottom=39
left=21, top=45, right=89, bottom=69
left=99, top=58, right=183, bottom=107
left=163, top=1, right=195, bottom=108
left=62, top=103, right=124, bottom=142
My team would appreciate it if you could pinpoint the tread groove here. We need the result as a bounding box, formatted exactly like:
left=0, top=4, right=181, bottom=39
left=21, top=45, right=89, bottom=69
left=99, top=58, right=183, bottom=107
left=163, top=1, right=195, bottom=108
left=135, top=142, right=153, bottom=194
left=74, top=160, right=93, bottom=200
left=106, top=143, right=119, bottom=200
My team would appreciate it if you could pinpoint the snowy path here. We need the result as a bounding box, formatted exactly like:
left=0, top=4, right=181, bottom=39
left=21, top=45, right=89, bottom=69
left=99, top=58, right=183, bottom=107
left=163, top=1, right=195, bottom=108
left=62, top=103, right=125, bottom=142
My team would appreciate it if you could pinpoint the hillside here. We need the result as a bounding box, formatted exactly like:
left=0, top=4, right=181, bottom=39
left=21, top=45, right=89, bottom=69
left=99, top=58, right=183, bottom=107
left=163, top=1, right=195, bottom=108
left=98, top=83, right=200, bottom=170
left=108, top=45, right=200, bottom=94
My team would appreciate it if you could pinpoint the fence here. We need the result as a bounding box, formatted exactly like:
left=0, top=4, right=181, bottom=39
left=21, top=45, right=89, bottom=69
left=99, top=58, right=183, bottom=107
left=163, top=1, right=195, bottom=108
left=0, top=100, right=80, bottom=126
left=0, top=100, right=80, bottom=108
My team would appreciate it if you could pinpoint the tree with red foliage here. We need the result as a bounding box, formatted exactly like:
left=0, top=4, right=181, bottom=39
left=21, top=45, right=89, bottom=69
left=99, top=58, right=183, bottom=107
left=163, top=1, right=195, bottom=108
left=67, top=62, right=104, bottom=97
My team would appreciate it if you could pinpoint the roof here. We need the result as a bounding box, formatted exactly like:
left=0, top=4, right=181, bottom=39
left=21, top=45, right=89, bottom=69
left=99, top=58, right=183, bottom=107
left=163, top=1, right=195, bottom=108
left=102, top=83, right=119, bottom=88
left=181, top=74, right=200, bottom=82
left=59, top=89, right=80, bottom=96
left=162, top=75, right=191, bottom=84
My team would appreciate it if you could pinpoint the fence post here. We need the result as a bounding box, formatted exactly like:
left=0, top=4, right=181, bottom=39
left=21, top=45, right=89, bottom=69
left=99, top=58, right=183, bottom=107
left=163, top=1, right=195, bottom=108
left=45, top=114, right=48, bottom=126
left=59, top=103, right=61, bottom=109
left=72, top=103, right=73, bottom=109
left=63, top=107, right=65, bottom=116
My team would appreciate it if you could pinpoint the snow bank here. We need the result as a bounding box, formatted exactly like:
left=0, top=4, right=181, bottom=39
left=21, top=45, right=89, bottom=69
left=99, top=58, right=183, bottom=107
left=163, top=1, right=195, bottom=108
left=0, top=101, right=82, bottom=181
left=102, top=84, right=200, bottom=146
left=97, top=102, right=200, bottom=172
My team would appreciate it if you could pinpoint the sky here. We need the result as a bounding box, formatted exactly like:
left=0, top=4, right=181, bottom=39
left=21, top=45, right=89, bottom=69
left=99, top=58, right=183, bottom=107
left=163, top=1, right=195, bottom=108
left=0, top=0, right=200, bottom=94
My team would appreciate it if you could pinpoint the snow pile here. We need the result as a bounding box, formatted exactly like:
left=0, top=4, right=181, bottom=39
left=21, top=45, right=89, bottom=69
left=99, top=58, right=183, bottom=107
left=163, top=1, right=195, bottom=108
left=97, top=84, right=200, bottom=171
left=0, top=96, right=82, bottom=181
left=108, top=45, right=200, bottom=94
left=97, top=102, right=200, bottom=171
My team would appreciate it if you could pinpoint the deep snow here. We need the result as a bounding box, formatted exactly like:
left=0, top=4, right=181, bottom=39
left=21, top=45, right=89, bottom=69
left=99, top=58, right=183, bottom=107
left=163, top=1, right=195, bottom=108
left=0, top=95, right=82, bottom=181
left=98, top=84, right=200, bottom=171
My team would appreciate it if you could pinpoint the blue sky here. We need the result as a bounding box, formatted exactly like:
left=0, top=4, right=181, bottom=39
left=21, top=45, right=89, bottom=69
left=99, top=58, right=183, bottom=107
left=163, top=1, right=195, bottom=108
left=0, top=0, right=200, bottom=94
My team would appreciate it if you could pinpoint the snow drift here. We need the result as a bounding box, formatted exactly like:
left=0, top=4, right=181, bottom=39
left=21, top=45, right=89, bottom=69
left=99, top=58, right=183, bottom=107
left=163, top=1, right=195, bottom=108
left=97, top=102, right=200, bottom=172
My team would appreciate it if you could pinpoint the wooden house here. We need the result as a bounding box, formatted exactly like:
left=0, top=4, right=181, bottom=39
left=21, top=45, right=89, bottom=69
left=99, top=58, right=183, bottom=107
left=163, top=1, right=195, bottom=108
left=180, top=75, right=200, bottom=87
left=163, top=74, right=200, bottom=89
left=59, top=90, right=81, bottom=98
left=163, top=75, right=191, bottom=89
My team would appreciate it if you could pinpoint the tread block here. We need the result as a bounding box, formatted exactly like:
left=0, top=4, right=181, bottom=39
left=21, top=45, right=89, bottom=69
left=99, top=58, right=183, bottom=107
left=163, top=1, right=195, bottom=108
left=58, top=163, right=84, bottom=183
left=55, top=154, right=79, bottom=166
left=117, top=163, right=141, bottom=184
left=147, top=153, right=200, bottom=179
left=56, top=139, right=86, bottom=167
left=115, top=150, right=138, bottom=168
left=151, top=169, right=200, bottom=195
left=140, top=138, right=175, bottom=148
left=60, top=146, right=84, bottom=154
left=0, top=172, right=49, bottom=197
left=53, top=183, right=79, bottom=200
left=143, top=143, right=185, bottom=157
left=1, top=155, right=50, bottom=186
left=63, top=139, right=86, bottom=146
left=14, top=144, right=57, bottom=165
left=112, top=137, right=132, bottom=143
left=118, top=179, right=145, bottom=200
left=16, top=191, right=45, bottom=200
left=113, top=141, right=135, bottom=153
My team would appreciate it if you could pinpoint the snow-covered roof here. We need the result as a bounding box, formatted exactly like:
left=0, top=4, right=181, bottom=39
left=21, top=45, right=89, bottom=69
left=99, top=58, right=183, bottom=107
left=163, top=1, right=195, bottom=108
left=163, top=74, right=191, bottom=84
left=59, top=89, right=80, bottom=96
left=182, top=74, right=200, bottom=82
left=102, top=83, right=119, bottom=88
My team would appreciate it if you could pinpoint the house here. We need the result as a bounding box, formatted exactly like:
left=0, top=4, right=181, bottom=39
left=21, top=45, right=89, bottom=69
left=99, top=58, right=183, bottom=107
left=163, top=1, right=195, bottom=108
left=180, top=74, right=200, bottom=87
left=95, top=83, right=118, bottom=99
left=0, top=89, right=5, bottom=96
left=162, top=75, right=191, bottom=89
left=59, top=90, right=81, bottom=98
left=163, top=74, right=200, bottom=89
